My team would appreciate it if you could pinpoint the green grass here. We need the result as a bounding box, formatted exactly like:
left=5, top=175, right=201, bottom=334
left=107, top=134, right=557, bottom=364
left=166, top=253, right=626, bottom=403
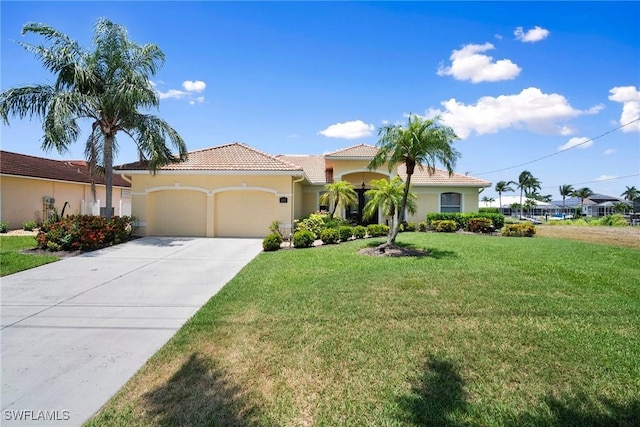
left=0, top=235, right=59, bottom=276
left=88, top=233, right=640, bottom=426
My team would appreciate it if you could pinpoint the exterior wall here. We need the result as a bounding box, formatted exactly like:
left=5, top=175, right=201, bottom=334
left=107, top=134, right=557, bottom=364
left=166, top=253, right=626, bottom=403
left=128, top=173, right=295, bottom=237
left=0, top=175, right=129, bottom=229
left=332, top=159, right=392, bottom=180
left=407, top=187, right=481, bottom=223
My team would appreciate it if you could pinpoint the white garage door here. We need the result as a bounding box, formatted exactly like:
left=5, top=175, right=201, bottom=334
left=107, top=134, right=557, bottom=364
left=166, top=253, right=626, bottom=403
left=215, top=191, right=275, bottom=237
left=150, top=190, right=206, bottom=236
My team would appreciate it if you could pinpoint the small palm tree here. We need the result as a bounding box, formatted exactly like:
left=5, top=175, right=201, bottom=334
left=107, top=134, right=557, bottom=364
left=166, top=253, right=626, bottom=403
left=481, top=196, right=495, bottom=207
left=514, top=171, right=541, bottom=219
left=559, top=184, right=574, bottom=214
left=572, top=187, right=594, bottom=214
left=495, top=180, right=514, bottom=213
left=621, top=185, right=640, bottom=202
left=0, top=19, right=188, bottom=219
left=368, top=114, right=460, bottom=243
left=319, top=181, right=357, bottom=218
left=363, top=177, right=416, bottom=245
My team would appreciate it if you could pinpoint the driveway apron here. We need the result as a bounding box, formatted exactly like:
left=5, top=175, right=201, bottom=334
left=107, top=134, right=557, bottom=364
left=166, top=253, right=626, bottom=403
left=1, top=237, right=262, bottom=427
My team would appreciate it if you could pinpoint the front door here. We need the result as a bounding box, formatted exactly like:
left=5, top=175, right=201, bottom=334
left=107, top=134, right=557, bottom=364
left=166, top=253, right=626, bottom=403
left=347, top=189, right=377, bottom=225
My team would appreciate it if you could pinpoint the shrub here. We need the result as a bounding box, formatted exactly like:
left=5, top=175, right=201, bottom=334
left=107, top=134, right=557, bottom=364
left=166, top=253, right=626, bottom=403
left=36, top=215, right=135, bottom=251
left=432, top=219, right=459, bottom=232
left=367, top=224, right=389, bottom=237
left=0, top=221, right=8, bottom=233
left=479, top=207, right=500, bottom=214
left=324, top=215, right=350, bottom=230
left=338, top=226, right=353, bottom=241
left=269, top=220, right=283, bottom=238
left=405, top=222, right=416, bottom=232
left=502, top=223, right=536, bottom=237
left=262, top=233, right=283, bottom=251
left=22, top=221, right=37, bottom=231
left=467, top=217, right=494, bottom=233
left=476, top=213, right=505, bottom=229
left=295, top=213, right=325, bottom=238
left=320, top=228, right=339, bottom=244
left=293, top=230, right=316, bottom=248
left=353, top=225, right=367, bottom=239
left=599, top=214, right=628, bottom=227
left=427, top=212, right=505, bottom=230
left=418, top=221, right=427, bottom=232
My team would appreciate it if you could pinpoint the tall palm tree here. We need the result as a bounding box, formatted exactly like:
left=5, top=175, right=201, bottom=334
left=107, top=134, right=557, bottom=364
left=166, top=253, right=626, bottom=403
left=368, top=114, right=460, bottom=243
left=514, top=170, right=541, bottom=218
left=363, top=177, right=416, bottom=245
left=0, top=19, right=187, bottom=220
left=495, top=180, right=514, bottom=214
left=319, top=181, right=358, bottom=218
left=621, top=185, right=640, bottom=202
left=559, top=184, right=574, bottom=214
left=572, top=187, right=594, bottom=214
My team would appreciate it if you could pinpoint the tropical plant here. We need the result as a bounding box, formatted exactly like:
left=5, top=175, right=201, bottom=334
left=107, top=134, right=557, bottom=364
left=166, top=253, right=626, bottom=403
left=621, top=185, right=640, bottom=202
left=523, top=198, right=537, bottom=216
left=363, top=177, right=416, bottom=245
left=495, top=180, right=514, bottom=213
left=262, top=233, right=283, bottom=251
left=572, top=187, right=594, bottom=213
left=559, top=184, right=574, bottom=213
left=481, top=196, right=495, bottom=207
left=0, top=19, right=188, bottom=220
left=368, top=114, right=460, bottom=243
left=612, top=202, right=629, bottom=214
left=514, top=171, right=541, bottom=218
left=319, top=181, right=357, bottom=218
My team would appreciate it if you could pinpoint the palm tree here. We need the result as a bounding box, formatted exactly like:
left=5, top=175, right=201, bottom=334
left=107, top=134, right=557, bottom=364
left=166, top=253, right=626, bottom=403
left=495, top=180, right=514, bottom=214
left=559, top=184, right=574, bottom=215
left=368, top=114, right=460, bottom=243
left=0, top=19, right=187, bottom=220
left=319, top=181, right=358, bottom=218
left=514, top=170, right=541, bottom=218
left=363, top=177, right=416, bottom=245
left=621, top=185, right=640, bottom=202
left=572, top=187, right=594, bottom=214
left=481, top=196, right=495, bottom=207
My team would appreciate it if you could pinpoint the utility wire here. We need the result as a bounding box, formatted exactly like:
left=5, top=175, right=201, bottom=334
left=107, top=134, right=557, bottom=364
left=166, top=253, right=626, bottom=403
left=471, top=117, right=640, bottom=176
left=540, top=173, right=640, bottom=190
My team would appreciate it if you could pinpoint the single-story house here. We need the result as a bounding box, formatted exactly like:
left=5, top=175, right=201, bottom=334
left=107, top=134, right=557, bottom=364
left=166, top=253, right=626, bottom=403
left=0, top=150, right=131, bottom=229
left=115, top=142, right=491, bottom=238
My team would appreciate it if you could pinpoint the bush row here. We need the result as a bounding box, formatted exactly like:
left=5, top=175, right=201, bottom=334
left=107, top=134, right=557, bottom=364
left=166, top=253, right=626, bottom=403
left=36, top=215, right=135, bottom=251
left=427, top=212, right=505, bottom=230
left=263, top=222, right=391, bottom=251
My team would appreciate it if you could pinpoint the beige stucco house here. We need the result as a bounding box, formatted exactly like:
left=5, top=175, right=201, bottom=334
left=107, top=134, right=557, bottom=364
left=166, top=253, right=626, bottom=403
left=0, top=150, right=131, bottom=229
left=115, top=142, right=491, bottom=238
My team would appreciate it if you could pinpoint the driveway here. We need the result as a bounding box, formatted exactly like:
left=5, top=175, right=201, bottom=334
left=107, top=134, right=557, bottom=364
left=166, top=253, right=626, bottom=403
left=1, top=237, right=262, bottom=427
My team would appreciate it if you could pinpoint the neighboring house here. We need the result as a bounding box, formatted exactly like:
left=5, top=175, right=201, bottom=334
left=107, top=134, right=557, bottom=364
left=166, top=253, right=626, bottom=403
left=0, top=150, right=131, bottom=229
left=551, top=193, right=632, bottom=217
left=115, top=142, right=491, bottom=238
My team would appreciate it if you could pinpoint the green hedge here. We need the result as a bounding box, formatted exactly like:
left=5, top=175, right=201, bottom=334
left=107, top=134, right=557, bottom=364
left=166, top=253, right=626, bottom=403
left=427, top=212, right=505, bottom=230
left=367, top=224, right=390, bottom=237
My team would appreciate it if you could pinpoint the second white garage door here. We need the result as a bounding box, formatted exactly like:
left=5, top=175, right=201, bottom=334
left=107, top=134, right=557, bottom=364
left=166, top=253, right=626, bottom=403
left=215, top=191, right=276, bottom=237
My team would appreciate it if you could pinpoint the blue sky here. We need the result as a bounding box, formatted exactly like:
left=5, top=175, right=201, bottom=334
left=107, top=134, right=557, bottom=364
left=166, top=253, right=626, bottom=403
left=2, top=1, right=639, bottom=200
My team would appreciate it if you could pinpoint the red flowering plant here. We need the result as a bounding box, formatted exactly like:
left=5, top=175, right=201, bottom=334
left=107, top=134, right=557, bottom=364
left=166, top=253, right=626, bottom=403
left=37, top=215, right=136, bottom=251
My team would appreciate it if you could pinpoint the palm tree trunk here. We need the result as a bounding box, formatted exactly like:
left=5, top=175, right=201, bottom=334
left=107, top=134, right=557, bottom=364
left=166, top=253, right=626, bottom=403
left=520, top=189, right=523, bottom=218
left=498, top=193, right=502, bottom=215
left=105, top=135, right=114, bottom=220
left=399, top=172, right=413, bottom=225
left=330, top=194, right=339, bottom=218
left=388, top=209, right=399, bottom=245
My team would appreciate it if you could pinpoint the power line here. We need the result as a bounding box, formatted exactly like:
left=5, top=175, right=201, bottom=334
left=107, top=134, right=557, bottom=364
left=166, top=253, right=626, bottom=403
left=540, top=173, right=640, bottom=190
left=471, top=117, right=640, bottom=176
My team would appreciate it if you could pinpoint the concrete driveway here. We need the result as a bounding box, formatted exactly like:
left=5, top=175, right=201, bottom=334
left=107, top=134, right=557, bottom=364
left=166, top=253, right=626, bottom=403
left=1, top=237, right=262, bottom=427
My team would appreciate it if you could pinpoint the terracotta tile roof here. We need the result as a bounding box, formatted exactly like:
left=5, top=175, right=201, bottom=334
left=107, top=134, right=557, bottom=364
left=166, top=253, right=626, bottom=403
left=1, top=150, right=130, bottom=187
left=276, top=155, right=327, bottom=184
left=116, top=143, right=304, bottom=173
left=325, top=143, right=379, bottom=158
left=397, top=164, right=491, bottom=187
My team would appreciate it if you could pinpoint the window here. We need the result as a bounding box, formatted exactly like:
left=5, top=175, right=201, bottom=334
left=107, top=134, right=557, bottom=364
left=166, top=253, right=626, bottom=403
left=319, top=191, right=329, bottom=212
left=441, top=192, right=461, bottom=213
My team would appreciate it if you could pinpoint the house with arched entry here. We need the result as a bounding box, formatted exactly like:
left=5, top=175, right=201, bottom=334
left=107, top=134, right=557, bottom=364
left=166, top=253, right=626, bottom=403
left=115, top=142, right=491, bottom=238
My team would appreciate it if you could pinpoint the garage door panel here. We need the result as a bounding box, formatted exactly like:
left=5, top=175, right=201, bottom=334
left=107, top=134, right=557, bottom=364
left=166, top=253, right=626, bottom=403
left=150, top=190, right=206, bottom=236
left=215, top=191, right=275, bottom=237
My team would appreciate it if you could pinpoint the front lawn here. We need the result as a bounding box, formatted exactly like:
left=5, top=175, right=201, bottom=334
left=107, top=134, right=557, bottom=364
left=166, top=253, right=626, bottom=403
left=0, top=235, right=59, bottom=276
left=88, top=233, right=640, bottom=426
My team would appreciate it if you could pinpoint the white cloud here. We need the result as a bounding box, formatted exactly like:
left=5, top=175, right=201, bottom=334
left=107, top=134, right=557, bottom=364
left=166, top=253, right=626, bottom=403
left=437, top=42, right=521, bottom=83
left=287, top=134, right=299, bottom=139
left=182, top=80, right=206, bottom=93
left=318, top=120, right=374, bottom=139
left=603, top=148, right=615, bottom=155
left=514, top=26, right=550, bottom=43
left=189, top=96, right=205, bottom=105
left=427, top=87, right=602, bottom=139
left=596, top=174, right=617, bottom=181
left=494, top=34, right=503, bottom=41
left=608, top=86, right=640, bottom=132
left=558, top=137, right=592, bottom=151
left=156, top=89, right=188, bottom=100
